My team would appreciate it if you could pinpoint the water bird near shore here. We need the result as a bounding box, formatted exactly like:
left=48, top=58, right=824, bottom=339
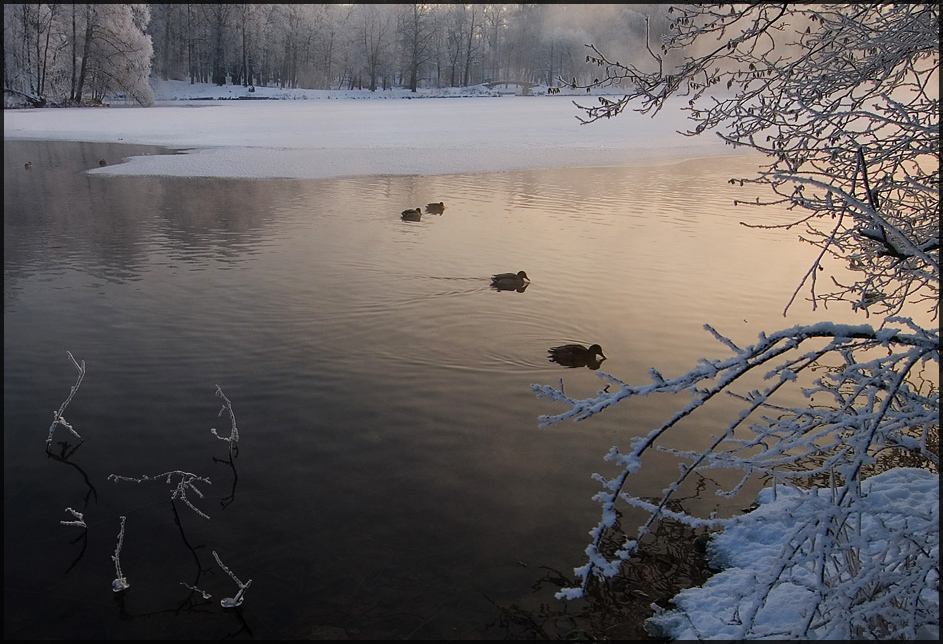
left=99, top=159, right=107, bottom=166
left=490, top=271, right=530, bottom=291
left=425, top=202, right=445, bottom=215
left=24, top=161, right=32, bottom=169
left=401, top=207, right=422, bottom=221
left=548, top=343, right=606, bottom=369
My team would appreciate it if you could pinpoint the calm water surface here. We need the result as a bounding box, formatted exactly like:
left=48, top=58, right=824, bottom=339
left=4, top=140, right=871, bottom=639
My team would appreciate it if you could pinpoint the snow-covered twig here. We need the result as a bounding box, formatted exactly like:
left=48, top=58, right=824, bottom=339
left=534, top=320, right=939, bottom=638
left=212, top=550, right=252, bottom=608
left=108, top=471, right=213, bottom=519
left=111, top=516, right=130, bottom=592
left=45, top=351, right=86, bottom=447
left=180, top=582, right=212, bottom=599
left=210, top=385, right=239, bottom=457
left=60, top=507, right=87, bottom=528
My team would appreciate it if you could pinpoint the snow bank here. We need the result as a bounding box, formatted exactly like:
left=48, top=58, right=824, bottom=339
left=646, top=468, right=940, bottom=640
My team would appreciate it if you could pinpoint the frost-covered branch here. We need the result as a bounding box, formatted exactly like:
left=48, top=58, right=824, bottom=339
left=108, top=471, right=213, bottom=520
left=60, top=507, right=87, bottom=529
left=551, top=5, right=940, bottom=639
left=180, top=582, right=212, bottom=600
left=575, top=4, right=939, bottom=318
left=533, top=320, right=939, bottom=636
left=111, top=515, right=130, bottom=592
left=212, top=550, right=252, bottom=608
left=210, top=385, right=239, bottom=457
left=45, top=351, right=86, bottom=448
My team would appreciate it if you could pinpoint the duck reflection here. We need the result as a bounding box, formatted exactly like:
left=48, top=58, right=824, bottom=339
left=490, top=270, right=530, bottom=292
left=548, top=343, right=606, bottom=369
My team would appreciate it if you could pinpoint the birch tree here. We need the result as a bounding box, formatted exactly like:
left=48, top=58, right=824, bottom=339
left=536, top=4, right=939, bottom=638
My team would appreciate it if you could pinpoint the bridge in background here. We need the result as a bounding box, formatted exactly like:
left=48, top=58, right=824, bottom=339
left=483, top=80, right=536, bottom=93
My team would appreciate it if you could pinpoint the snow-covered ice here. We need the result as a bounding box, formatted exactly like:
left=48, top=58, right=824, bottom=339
left=3, top=79, right=743, bottom=180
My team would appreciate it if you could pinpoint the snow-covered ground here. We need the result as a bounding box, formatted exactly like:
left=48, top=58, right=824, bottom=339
left=4, top=78, right=937, bottom=640
left=3, top=78, right=743, bottom=179
left=646, top=467, right=939, bottom=640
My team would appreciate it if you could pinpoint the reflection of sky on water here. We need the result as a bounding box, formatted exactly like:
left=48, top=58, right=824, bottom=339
left=4, top=140, right=900, bottom=639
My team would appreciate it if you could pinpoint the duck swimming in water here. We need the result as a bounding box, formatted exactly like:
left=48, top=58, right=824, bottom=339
left=548, top=343, right=606, bottom=369
left=401, top=207, right=422, bottom=221
left=490, top=270, right=530, bottom=291
left=425, top=202, right=445, bottom=215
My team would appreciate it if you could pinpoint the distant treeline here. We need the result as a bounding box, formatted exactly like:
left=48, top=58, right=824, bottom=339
left=3, top=4, right=670, bottom=106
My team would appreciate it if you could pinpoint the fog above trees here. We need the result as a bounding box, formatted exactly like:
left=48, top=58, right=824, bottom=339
left=3, top=4, right=673, bottom=106
left=149, top=3, right=671, bottom=91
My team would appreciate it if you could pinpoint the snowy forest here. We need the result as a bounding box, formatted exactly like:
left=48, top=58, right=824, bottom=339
left=3, top=3, right=670, bottom=107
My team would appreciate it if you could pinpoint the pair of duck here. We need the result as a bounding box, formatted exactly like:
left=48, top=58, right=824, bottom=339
left=490, top=270, right=606, bottom=368
left=401, top=202, right=446, bottom=221
left=28, top=160, right=106, bottom=169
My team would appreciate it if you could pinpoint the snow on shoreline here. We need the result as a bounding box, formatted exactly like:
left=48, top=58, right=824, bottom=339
left=3, top=79, right=744, bottom=180
left=646, top=467, right=939, bottom=640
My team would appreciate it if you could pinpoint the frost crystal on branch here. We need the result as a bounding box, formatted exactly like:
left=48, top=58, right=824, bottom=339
left=180, top=582, right=212, bottom=599
left=111, top=516, right=130, bottom=592
left=212, top=550, right=252, bottom=608
left=108, top=471, right=213, bottom=519
left=60, top=507, right=87, bottom=528
left=45, top=351, right=86, bottom=448
left=210, top=385, right=239, bottom=457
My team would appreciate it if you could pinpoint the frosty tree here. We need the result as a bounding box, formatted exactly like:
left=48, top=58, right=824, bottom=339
left=535, top=4, right=939, bottom=638
left=3, top=3, right=153, bottom=106
left=70, top=4, right=154, bottom=106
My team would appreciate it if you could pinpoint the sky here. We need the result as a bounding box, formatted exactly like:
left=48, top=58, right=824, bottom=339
left=3, top=79, right=744, bottom=180
left=4, top=79, right=937, bottom=640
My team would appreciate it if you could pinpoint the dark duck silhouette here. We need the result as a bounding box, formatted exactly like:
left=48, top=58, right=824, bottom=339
left=548, top=343, right=606, bottom=369
left=425, top=202, right=445, bottom=215
left=490, top=270, right=530, bottom=292
left=99, top=159, right=107, bottom=166
left=24, top=161, right=32, bottom=170
left=401, top=207, right=422, bottom=221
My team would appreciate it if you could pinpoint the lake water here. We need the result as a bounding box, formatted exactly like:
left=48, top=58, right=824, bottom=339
left=4, top=139, right=873, bottom=639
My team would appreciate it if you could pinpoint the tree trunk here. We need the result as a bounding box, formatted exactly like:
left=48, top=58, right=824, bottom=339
left=463, top=7, right=476, bottom=87
left=74, top=6, right=94, bottom=103
left=70, top=5, right=77, bottom=99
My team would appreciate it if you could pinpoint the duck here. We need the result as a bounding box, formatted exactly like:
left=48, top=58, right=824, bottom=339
left=401, top=207, right=422, bottom=221
left=24, top=161, right=32, bottom=170
left=99, top=159, right=107, bottom=166
left=425, top=202, right=445, bottom=215
left=548, top=343, right=606, bottom=369
left=490, top=270, right=530, bottom=291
